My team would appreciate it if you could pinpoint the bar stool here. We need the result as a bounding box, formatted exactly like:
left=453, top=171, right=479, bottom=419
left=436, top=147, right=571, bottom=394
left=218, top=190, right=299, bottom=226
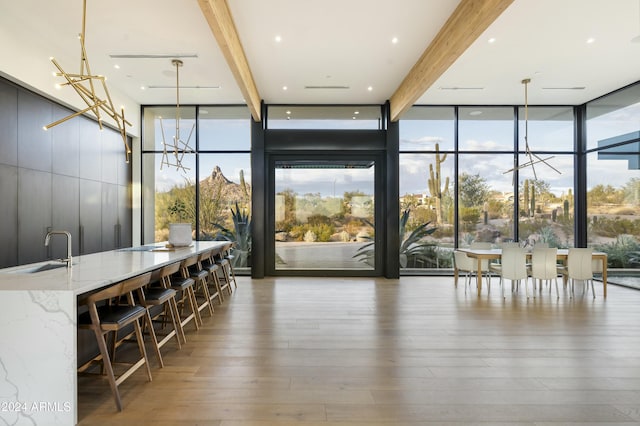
left=168, top=260, right=201, bottom=332
left=181, top=254, right=214, bottom=321
left=223, top=242, right=238, bottom=290
left=201, top=248, right=227, bottom=302
left=77, top=272, right=154, bottom=411
left=144, top=262, right=185, bottom=355
left=214, top=242, right=235, bottom=294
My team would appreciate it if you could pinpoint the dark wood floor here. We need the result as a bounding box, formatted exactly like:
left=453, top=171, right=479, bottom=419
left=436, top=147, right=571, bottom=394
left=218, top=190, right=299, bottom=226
left=78, top=276, right=640, bottom=425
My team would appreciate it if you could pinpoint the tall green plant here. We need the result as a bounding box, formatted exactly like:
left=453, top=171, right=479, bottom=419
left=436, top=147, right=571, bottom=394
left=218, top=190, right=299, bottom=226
left=353, top=208, right=438, bottom=268
left=212, top=202, right=251, bottom=267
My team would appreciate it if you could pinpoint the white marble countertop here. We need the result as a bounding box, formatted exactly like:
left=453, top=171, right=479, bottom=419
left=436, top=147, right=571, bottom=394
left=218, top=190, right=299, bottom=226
left=0, top=241, right=228, bottom=295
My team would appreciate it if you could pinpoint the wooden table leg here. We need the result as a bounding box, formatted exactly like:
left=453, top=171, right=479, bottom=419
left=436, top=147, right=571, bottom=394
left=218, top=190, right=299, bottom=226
left=602, top=258, right=607, bottom=298
left=477, top=258, right=483, bottom=292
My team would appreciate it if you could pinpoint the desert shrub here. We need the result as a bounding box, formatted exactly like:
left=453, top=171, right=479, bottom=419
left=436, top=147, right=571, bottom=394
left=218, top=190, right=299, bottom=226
left=594, top=235, right=640, bottom=268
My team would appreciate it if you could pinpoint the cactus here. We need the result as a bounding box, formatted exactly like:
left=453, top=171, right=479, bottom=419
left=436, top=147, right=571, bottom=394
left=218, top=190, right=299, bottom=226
left=523, top=179, right=530, bottom=217
left=427, top=143, right=449, bottom=224
left=530, top=185, right=536, bottom=216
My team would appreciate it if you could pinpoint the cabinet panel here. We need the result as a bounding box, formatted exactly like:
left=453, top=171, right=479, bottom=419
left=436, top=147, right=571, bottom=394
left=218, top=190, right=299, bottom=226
left=101, top=130, right=119, bottom=184
left=118, top=184, right=132, bottom=248
left=0, top=165, right=18, bottom=267
left=17, top=91, right=52, bottom=172
left=117, top=136, right=132, bottom=186
left=0, top=82, right=18, bottom=166
left=79, top=118, right=101, bottom=181
left=52, top=174, right=80, bottom=257
left=79, top=179, right=102, bottom=254
left=18, top=168, right=52, bottom=264
left=101, top=183, right=118, bottom=251
left=51, top=104, right=80, bottom=177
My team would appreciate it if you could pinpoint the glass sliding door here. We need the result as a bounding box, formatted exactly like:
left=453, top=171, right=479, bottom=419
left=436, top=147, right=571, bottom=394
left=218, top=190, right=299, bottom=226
left=271, top=158, right=377, bottom=273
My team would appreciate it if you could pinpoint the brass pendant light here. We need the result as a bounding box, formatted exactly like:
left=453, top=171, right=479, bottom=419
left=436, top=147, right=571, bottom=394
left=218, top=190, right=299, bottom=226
left=160, top=59, right=195, bottom=172
left=44, top=0, right=131, bottom=162
left=504, top=78, right=561, bottom=180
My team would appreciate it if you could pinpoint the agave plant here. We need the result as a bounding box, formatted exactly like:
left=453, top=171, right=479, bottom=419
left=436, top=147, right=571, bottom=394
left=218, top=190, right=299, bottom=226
left=353, top=208, right=438, bottom=268
left=211, top=202, right=251, bottom=267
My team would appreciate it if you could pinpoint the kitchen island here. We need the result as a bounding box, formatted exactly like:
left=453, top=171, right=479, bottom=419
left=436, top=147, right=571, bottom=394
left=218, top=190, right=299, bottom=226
left=0, top=241, right=228, bottom=425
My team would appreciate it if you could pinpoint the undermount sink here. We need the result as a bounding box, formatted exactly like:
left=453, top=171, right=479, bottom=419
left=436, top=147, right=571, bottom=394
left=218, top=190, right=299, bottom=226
left=6, top=262, right=70, bottom=274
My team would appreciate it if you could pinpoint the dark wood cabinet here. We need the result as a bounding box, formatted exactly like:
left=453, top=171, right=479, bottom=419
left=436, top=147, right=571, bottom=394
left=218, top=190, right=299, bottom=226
left=0, top=77, right=133, bottom=268
left=0, top=84, right=18, bottom=166
left=52, top=174, right=80, bottom=257
left=18, top=168, right=52, bottom=264
left=80, top=179, right=103, bottom=255
left=0, top=165, right=18, bottom=266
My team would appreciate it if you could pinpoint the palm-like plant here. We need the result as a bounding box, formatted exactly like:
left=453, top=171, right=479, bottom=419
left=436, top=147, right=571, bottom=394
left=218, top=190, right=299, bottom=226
left=353, top=208, right=438, bottom=267
left=211, top=202, right=251, bottom=267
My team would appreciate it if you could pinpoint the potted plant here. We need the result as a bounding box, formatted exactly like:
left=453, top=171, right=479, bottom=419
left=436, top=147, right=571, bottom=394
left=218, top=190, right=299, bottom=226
left=167, top=200, right=192, bottom=246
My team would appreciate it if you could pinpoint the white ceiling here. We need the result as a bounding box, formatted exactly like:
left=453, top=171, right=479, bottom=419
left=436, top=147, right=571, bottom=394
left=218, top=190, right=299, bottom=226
left=2, top=0, right=640, bottom=114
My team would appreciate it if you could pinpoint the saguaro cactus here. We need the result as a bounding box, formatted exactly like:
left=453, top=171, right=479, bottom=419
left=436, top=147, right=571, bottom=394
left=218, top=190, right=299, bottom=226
left=523, top=179, right=530, bottom=217
left=428, top=143, right=449, bottom=224
left=530, top=185, right=536, bottom=216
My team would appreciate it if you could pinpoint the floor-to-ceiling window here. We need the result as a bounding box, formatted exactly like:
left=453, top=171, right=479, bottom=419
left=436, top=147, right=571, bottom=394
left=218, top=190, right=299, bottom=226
left=399, top=105, right=577, bottom=273
left=516, top=106, right=575, bottom=247
left=586, top=82, right=640, bottom=287
left=399, top=107, right=455, bottom=271
left=142, top=105, right=252, bottom=274
left=137, top=81, right=639, bottom=280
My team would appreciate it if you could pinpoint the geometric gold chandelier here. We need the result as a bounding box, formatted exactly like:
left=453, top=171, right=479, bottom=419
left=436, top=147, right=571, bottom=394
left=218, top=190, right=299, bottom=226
left=504, top=78, right=561, bottom=180
left=44, top=0, right=131, bottom=162
left=159, top=59, right=194, bottom=173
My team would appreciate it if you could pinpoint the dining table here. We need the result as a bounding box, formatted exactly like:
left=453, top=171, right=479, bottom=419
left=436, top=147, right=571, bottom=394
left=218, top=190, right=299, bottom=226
left=457, top=248, right=608, bottom=297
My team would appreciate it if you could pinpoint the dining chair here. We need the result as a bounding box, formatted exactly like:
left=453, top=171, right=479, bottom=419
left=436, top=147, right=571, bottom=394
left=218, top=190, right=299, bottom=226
left=453, top=250, right=476, bottom=293
left=560, top=248, right=595, bottom=298
left=529, top=247, right=559, bottom=298
left=491, top=247, right=529, bottom=298
left=77, top=272, right=154, bottom=411
left=470, top=242, right=493, bottom=290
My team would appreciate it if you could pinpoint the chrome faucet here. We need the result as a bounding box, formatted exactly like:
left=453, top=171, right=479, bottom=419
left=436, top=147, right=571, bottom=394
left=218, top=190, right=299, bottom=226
left=44, top=230, right=72, bottom=267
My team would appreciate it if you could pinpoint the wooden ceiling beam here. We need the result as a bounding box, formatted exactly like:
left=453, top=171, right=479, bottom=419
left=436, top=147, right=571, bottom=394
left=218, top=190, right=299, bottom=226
left=389, top=0, right=514, bottom=121
left=198, top=0, right=262, bottom=121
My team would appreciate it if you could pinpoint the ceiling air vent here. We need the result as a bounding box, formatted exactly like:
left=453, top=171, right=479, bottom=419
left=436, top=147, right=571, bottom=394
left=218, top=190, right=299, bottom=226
left=109, top=53, right=198, bottom=59
left=304, top=85, right=350, bottom=89
left=541, top=87, right=586, bottom=90
left=147, top=85, right=220, bottom=89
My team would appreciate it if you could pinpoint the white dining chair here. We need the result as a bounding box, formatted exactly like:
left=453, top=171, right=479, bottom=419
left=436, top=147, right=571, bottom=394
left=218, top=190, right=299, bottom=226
left=529, top=247, right=559, bottom=298
left=491, top=247, right=529, bottom=298
left=453, top=250, right=476, bottom=293
left=560, top=248, right=595, bottom=298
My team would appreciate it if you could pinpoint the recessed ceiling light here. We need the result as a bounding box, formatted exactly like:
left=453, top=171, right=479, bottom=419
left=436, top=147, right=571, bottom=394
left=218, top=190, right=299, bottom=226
left=488, top=37, right=496, bottom=43
left=286, top=110, right=291, bottom=115
left=469, top=110, right=483, bottom=116
left=354, top=111, right=359, bottom=115
left=114, top=64, right=120, bottom=69
left=391, top=37, right=398, bottom=44
left=140, top=86, right=145, bottom=90
left=586, top=37, right=596, bottom=44
left=200, top=109, right=209, bottom=114
left=352, top=116, right=357, bottom=120
left=275, top=35, right=282, bottom=43
left=367, top=86, right=373, bottom=91
left=282, top=86, right=288, bottom=91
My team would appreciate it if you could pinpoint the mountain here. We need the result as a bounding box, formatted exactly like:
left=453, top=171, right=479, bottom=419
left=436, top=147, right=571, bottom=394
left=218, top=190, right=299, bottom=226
left=200, top=166, right=250, bottom=203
